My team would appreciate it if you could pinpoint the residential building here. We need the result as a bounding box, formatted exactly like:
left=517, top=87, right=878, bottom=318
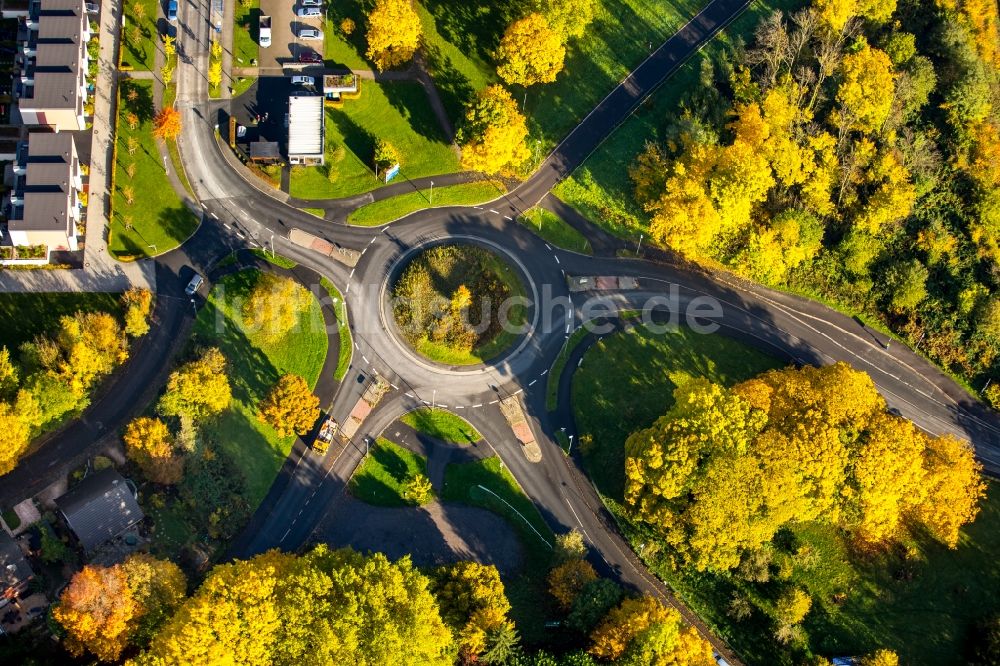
left=5, top=131, right=82, bottom=254
left=287, top=94, right=324, bottom=165
left=55, top=468, right=144, bottom=553
left=16, top=0, right=91, bottom=131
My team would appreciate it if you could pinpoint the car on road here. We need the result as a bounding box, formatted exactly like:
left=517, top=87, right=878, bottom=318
left=296, top=6, right=321, bottom=17
left=167, top=0, right=177, bottom=21
left=85, top=2, right=99, bottom=13
left=298, top=51, right=323, bottom=63
left=297, top=27, right=322, bottom=40
left=184, top=273, right=203, bottom=296
left=301, top=0, right=323, bottom=6
left=291, top=75, right=315, bottom=86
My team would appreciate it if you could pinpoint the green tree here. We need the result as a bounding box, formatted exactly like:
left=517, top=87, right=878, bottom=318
left=882, top=258, right=929, bottom=312
left=567, top=578, right=624, bottom=633
left=548, top=559, right=597, bottom=609
left=496, top=13, right=566, bottom=87
left=158, top=348, right=232, bottom=420
left=257, top=374, right=320, bottom=438
left=483, top=623, right=520, bottom=664
left=458, top=85, right=531, bottom=174
left=0, top=346, right=19, bottom=398
left=553, top=529, right=588, bottom=564
left=374, top=138, right=401, bottom=171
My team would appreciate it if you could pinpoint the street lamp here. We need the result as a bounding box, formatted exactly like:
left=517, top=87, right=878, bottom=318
left=189, top=298, right=196, bottom=316
left=568, top=434, right=574, bottom=454
left=269, top=232, right=275, bottom=257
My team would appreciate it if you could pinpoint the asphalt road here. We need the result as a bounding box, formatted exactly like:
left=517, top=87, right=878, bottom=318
left=3, top=0, right=998, bottom=661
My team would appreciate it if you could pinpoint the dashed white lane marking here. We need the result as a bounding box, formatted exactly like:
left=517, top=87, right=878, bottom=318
left=488, top=399, right=499, bottom=404
left=473, top=403, right=483, bottom=408
left=346, top=284, right=351, bottom=293
left=455, top=405, right=464, bottom=409
left=438, top=404, right=449, bottom=408
left=474, top=206, right=483, bottom=210
left=504, top=215, right=513, bottom=221
left=528, top=379, right=537, bottom=387
left=362, top=355, right=369, bottom=364
left=578, top=358, right=583, bottom=367
left=565, top=323, right=571, bottom=334
left=354, top=342, right=359, bottom=350
left=210, top=214, right=218, bottom=220
left=281, top=528, right=291, bottom=541
left=236, top=231, right=245, bottom=238
left=545, top=243, right=552, bottom=251
left=405, top=392, right=414, bottom=398
left=489, top=209, right=500, bottom=214
left=349, top=268, right=355, bottom=278
left=513, top=388, right=523, bottom=395
left=390, top=383, right=399, bottom=390
left=541, top=369, right=548, bottom=376
left=360, top=248, right=366, bottom=256
left=223, top=223, right=231, bottom=229
left=369, top=236, right=377, bottom=244
left=422, top=400, right=430, bottom=405
left=554, top=255, right=560, bottom=264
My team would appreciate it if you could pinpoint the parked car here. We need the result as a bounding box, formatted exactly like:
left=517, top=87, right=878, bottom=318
left=291, top=75, right=315, bottom=86
left=297, top=27, right=322, bottom=40
left=167, top=0, right=177, bottom=21
left=85, top=2, right=99, bottom=13
left=301, top=0, right=323, bottom=6
left=298, top=51, right=323, bottom=63
left=296, top=6, right=321, bottom=17
left=184, top=273, right=203, bottom=296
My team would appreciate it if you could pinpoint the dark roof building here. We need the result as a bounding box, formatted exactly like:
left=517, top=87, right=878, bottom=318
left=55, top=469, right=144, bottom=553
left=0, top=530, right=32, bottom=604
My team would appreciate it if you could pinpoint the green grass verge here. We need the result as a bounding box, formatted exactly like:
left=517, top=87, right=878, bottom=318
left=348, top=182, right=502, bottom=226
left=288, top=80, right=459, bottom=200
left=442, top=456, right=553, bottom=561
left=573, top=324, right=784, bottom=500
left=349, top=438, right=432, bottom=506
left=0, top=292, right=121, bottom=352
left=110, top=80, right=197, bottom=259
left=120, top=0, right=160, bottom=71
left=301, top=207, right=325, bottom=217
left=320, top=277, right=352, bottom=381
left=553, top=0, right=803, bottom=241
left=233, top=0, right=260, bottom=69
left=192, top=269, right=328, bottom=503
left=1, top=508, right=21, bottom=530
left=250, top=248, right=296, bottom=269
left=400, top=408, right=481, bottom=444
left=545, top=325, right=591, bottom=411
left=166, top=137, right=194, bottom=198
left=519, top=208, right=592, bottom=254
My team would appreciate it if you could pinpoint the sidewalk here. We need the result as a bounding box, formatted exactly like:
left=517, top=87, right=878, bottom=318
left=0, top=0, right=155, bottom=293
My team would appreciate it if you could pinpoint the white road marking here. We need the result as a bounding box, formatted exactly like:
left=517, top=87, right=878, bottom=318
left=405, top=392, right=414, bottom=398
left=280, top=528, right=291, bottom=542
left=223, top=223, right=231, bottom=229
left=513, top=389, right=523, bottom=395
left=554, top=255, right=560, bottom=264
left=422, top=400, right=430, bottom=405
left=578, top=358, right=583, bottom=367
left=210, top=213, right=218, bottom=220
left=362, top=355, right=369, bottom=364
left=349, top=268, right=355, bottom=278
left=438, top=404, right=449, bottom=408
left=473, top=403, right=483, bottom=408
left=346, top=284, right=350, bottom=293
left=390, top=383, right=399, bottom=390
left=541, top=369, right=548, bottom=375
left=528, top=379, right=537, bottom=387
left=455, top=405, right=464, bottom=409
left=489, top=209, right=499, bottom=214
left=504, top=215, right=513, bottom=221
left=354, top=342, right=359, bottom=350
left=565, top=323, right=571, bottom=334
left=488, top=399, right=499, bottom=405
left=545, top=243, right=551, bottom=251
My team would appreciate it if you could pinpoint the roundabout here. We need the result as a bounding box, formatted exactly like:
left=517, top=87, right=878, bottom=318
left=384, top=239, right=536, bottom=369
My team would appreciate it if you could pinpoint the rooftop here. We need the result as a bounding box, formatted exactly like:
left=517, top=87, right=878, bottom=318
left=288, top=94, right=323, bottom=157
left=55, top=468, right=144, bottom=552
left=0, top=531, right=31, bottom=597
left=20, top=71, right=82, bottom=110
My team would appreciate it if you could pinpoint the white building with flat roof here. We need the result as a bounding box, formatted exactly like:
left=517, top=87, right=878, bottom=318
left=287, top=94, right=324, bottom=166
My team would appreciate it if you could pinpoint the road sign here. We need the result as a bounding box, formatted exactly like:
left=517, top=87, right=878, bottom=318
left=384, top=162, right=400, bottom=183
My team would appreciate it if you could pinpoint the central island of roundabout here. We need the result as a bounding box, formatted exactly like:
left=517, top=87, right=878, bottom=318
left=384, top=241, right=533, bottom=368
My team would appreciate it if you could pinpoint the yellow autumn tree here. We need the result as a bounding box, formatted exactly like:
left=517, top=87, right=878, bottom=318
left=54, top=311, right=129, bottom=396
left=365, top=0, right=421, bottom=71
left=123, top=416, right=184, bottom=485
left=55, top=554, right=186, bottom=662
left=257, top=374, right=320, bottom=438
left=814, top=0, right=897, bottom=32
left=430, top=561, right=513, bottom=659
left=496, top=13, right=566, bottom=87
left=860, top=649, right=900, bottom=666
left=158, top=347, right=231, bottom=420
left=548, top=559, right=598, bottom=609
left=242, top=273, right=314, bottom=343
left=835, top=44, right=896, bottom=134
left=122, top=287, right=153, bottom=337
left=135, top=546, right=452, bottom=665
left=589, top=596, right=713, bottom=664
left=536, top=0, right=596, bottom=39
left=0, top=401, right=31, bottom=476
left=458, top=85, right=530, bottom=174
left=912, top=434, right=985, bottom=547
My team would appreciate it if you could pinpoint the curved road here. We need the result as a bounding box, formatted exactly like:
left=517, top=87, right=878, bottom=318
left=3, top=0, right=999, bottom=661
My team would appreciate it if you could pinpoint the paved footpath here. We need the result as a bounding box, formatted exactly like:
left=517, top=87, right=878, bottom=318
left=0, top=0, right=154, bottom=293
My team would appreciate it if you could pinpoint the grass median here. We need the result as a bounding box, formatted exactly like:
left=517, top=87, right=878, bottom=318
left=348, top=182, right=502, bottom=226
left=400, top=408, right=481, bottom=444
left=519, top=208, right=591, bottom=254
left=320, top=277, right=352, bottom=381
left=349, top=438, right=432, bottom=507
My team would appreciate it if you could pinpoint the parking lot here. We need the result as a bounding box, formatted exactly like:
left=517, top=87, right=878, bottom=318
left=257, top=0, right=324, bottom=71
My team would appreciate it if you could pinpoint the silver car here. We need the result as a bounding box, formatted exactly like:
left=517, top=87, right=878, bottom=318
left=296, top=6, right=321, bottom=17
left=301, top=0, right=322, bottom=6
left=298, top=27, right=322, bottom=40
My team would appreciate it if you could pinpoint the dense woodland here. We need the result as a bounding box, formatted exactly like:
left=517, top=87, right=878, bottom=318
left=629, top=0, right=1000, bottom=397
